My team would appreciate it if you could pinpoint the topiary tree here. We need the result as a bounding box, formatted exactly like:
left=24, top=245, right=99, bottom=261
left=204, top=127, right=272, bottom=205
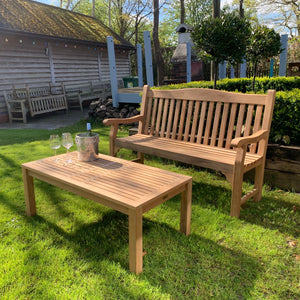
left=246, top=25, right=282, bottom=90
left=192, top=10, right=251, bottom=88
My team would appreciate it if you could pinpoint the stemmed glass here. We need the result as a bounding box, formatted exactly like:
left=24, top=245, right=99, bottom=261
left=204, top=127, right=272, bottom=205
left=49, top=134, right=60, bottom=161
left=61, top=132, right=73, bottom=163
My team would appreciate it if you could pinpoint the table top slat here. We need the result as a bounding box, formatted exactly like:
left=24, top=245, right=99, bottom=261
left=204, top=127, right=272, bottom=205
left=22, top=153, right=192, bottom=209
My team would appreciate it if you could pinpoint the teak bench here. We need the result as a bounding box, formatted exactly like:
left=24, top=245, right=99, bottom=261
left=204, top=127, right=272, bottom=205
left=104, top=85, right=276, bottom=217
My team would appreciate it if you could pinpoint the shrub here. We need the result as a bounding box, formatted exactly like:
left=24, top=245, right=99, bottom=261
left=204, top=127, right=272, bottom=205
left=270, top=89, right=300, bottom=145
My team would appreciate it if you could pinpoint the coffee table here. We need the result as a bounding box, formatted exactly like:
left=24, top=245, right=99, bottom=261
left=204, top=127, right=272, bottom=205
left=22, top=152, right=192, bottom=274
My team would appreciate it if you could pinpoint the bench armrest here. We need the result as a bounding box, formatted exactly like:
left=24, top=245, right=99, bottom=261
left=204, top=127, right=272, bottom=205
left=103, top=115, right=144, bottom=126
left=231, top=130, right=269, bottom=148
left=103, top=115, right=144, bottom=156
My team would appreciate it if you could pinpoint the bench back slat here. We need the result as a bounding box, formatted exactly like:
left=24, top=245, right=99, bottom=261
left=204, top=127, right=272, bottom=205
left=138, top=86, right=276, bottom=154
left=225, top=103, right=238, bottom=148
left=196, top=101, right=207, bottom=144
left=203, top=102, right=214, bottom=145
left=165, top=99, right=175, bottom=138
left=172, top=100, right=181, bottom=139
left=178, top=100, right=187, bottom=140
left=156, top=98, right=164, bottom=137
left=190, top=101, right=200, bottom=143
left=160, top=99, right=169, bottom=138
left=218, top=103, right=230, bottom=148
left=249, top=105, right=264, bottom=153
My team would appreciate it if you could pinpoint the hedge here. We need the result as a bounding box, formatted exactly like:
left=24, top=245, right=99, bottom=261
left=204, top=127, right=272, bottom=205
left=155, top=78, right=300, bottom=145
left=270, top=89, right=300, bottom=145
left=159, top=76, right=300, bottom=93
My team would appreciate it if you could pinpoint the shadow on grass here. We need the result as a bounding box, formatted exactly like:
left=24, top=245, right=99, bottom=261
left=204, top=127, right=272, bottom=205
left=25, top=211, right=261, bottom=299
left=163, top=179, right=299, bottom=237
left=240, top=194, right=299, bottom=237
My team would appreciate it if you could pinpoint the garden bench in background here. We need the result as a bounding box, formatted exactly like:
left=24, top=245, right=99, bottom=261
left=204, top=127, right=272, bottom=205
left=4, top=86, right=29, bottom=123
left=27, top=85, right=68, bottom=118
left=104, top=85, right=276, bottom=217
left=62, top=80, right=126, bottom=111
left=62, top=80, right=115, bottom=111
left=4, top=84, right=68, bottom=123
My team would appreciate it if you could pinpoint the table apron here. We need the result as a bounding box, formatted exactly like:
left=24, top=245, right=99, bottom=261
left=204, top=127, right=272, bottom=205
left=26, top=168, right=130, bottom=215
left=141, top=183, right=188, bottom=213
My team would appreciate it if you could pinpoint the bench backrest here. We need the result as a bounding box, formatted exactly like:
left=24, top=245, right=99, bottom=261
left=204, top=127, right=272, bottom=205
left=138, top=85, right=276, bottom=155
left=28, top=86, right=51, bottom=98
left=4, top=88, right=28, bottom=102
left=63, top=82, right=92, bottom=94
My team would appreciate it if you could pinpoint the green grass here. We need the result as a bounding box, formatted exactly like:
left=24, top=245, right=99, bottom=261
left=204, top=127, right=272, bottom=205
left=0, top=121, right=299, bottom=299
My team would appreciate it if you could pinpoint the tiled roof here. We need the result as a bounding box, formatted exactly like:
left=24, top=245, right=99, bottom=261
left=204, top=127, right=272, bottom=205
left=0, top=0, right=134, bottom=48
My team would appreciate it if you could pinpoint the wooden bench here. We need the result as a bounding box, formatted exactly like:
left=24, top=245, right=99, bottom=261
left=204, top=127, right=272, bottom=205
left=4, top=84, right=68, bottom=123
left=62, top=81, right=112, bottom=111
left=27, top=86, right=68, bottom=117
left=62, top=80, right=125, bottom=111
left=103, top=85, right=276, bottom=217
left=4, top=87, right=29, bottom=123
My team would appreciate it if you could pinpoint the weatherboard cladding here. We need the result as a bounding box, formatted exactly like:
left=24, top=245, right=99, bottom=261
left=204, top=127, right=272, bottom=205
left=0, top=0, right=134, bottom=49
left=0, top=0, right=133, bottom=121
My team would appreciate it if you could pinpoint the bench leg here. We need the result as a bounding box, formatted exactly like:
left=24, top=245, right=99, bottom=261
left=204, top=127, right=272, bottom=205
left=78, top=95, right=84, bottom=112
left=253, top=163, right=264, bottom=202
left=128, top=208, right=143, bottom=274
left=7, top=107, right=13, bottom=123
left=230, top=173, right=243, bottom=218
left=21, top=102, right=27, bottom=124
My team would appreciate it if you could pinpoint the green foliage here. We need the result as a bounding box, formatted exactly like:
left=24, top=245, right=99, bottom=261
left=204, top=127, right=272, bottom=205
left=192, top=10, right=251, bottom=65
left=270, top=89, right=300, bottom=145
left=217, top=77, right=300, bottom=93
left=246, top=25, right=282, bottom=65
left=157, top=76, right=300, bottom=93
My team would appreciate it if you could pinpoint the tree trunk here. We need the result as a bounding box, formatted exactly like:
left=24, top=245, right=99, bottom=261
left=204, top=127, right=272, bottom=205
left=213, top=0, right=220, bottom=18
left=92, top=0, right=95, bottom=17
left=153, top=0, right=164, bottom=86
left=252, top=63, right=258, bottom=91
left=211, top=0, right=221, bottom=85
left=108, top=0, right=112, bottom=28
left=213, top=62, right=218, bottom=89
left=239, top=0, right=244, bottom=18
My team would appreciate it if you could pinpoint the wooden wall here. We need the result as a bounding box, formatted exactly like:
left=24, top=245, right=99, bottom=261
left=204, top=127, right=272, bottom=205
left=0, top=34, right=131, bottom=122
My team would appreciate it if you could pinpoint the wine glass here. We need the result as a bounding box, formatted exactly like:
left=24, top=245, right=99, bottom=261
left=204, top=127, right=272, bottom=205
left=61, top=132, right=73, bottom=163
left=49, top=134, right=60, bottom=161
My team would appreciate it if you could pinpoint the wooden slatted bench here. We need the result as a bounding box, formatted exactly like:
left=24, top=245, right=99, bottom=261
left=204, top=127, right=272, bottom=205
left=4, top=85, right=68, bottom=123
left=4, top=87, right=29, bottom=123
left=28, top=86, right=68, bottom=117
left=103, top=85, right=276, bottom=217
left=62, top=81, right=113, bottom=111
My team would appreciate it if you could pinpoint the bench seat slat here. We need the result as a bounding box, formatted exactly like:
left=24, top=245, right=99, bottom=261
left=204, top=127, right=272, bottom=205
left=115, top=134, right=263, bottom=174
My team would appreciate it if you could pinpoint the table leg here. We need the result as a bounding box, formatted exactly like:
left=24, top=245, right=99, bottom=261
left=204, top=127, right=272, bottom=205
left=22, top=167, right=36, bottom=216
left=128, top=207, right=143, bottom=274
left=180, top=180, right=192, bottom=236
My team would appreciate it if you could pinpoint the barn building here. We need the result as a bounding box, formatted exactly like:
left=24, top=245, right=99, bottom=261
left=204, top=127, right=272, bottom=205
left=0, top=0, right=134, bottom=123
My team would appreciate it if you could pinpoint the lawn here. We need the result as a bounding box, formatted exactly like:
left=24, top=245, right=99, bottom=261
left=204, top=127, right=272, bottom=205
left=0, top=120, right=299, bottom=299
